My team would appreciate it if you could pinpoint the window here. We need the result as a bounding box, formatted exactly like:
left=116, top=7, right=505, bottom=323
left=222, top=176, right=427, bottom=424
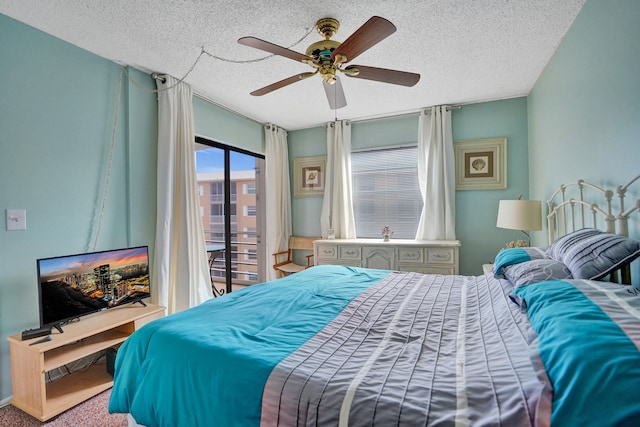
left=245, top=206, right=256, bottom=217
left=210, top=203, right=224, bottom=224
left=351, top=145, right=423, bottom=239
left=210, top=182, right=224, bottom=202
left=244, top=183, right=256, bottom=195
left=243, top=227, right=256, bottom=239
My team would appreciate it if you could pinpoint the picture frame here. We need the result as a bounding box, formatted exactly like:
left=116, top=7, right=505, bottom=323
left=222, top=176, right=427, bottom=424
left=293, top=156, right=326, bottom=197
left=454, top=137, right=507, bottom=190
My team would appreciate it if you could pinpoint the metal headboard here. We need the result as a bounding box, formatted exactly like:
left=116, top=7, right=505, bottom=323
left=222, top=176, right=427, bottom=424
left=546, top=173, right=640, bottom=284
left=615, top=174, right=640, bottom=237
left=546, top=179, right=615, bottom=244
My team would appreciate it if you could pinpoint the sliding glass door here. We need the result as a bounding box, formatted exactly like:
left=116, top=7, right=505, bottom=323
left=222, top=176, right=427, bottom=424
left=195, top=137, right=265, bottom=295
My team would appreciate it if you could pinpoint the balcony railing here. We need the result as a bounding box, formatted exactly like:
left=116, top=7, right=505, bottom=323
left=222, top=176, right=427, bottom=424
left=205, top=229, right=259, bottom=293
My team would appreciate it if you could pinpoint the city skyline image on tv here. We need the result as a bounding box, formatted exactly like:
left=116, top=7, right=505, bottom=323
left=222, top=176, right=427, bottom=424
left=37, top=246, right=150, bottom=328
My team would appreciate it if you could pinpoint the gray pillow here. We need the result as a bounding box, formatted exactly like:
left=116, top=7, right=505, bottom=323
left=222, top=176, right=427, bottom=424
left=546, top=228, right=640, bottom=280
left=503, top=258, right=573, bottom=288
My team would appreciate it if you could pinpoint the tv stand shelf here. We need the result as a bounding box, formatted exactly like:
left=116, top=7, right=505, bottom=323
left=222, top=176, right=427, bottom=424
left=7, top=303, right=164, bottom=421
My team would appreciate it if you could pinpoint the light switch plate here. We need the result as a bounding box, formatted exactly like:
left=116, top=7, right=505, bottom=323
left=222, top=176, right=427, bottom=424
left=6, top=209, right=27, bottom=231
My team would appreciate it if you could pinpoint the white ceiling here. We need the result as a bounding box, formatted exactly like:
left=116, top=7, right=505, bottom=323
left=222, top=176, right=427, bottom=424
left=1, top=0, right=586, bottom=130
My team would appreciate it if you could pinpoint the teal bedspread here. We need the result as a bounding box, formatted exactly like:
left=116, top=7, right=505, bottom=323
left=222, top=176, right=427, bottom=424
left=513, top=280, right=640, bottom=426
left=108, top=265, right=388, bottom=427
left=110, top=267, right=640, bottom=426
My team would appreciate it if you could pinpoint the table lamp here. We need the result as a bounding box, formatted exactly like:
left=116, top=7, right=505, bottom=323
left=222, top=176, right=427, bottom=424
left=496, top=199, right=542, bottom=247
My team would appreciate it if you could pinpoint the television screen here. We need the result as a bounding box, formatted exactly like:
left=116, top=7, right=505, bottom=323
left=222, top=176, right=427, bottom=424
left=37, top=246, right=150, bottom=330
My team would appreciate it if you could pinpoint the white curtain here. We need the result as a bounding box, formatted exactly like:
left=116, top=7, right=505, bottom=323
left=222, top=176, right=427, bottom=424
left=264, top=124, right=292, bottom=282
left=321, top=121, right=356, bottom=239
left=415, top=106, right=456, bottom=240
left=154, top=75, right=212, bottom=314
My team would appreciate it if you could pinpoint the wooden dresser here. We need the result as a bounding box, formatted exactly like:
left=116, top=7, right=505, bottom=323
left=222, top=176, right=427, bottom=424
left=313, top=239, right=460, bottom=274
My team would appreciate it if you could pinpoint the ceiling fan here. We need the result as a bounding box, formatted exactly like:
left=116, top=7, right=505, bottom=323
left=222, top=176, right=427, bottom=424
left=238, top=16, right=421, bottom=110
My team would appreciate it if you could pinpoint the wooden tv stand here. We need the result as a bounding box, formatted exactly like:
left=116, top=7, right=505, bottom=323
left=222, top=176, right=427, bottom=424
left=7, top=303, right=164, bottom=421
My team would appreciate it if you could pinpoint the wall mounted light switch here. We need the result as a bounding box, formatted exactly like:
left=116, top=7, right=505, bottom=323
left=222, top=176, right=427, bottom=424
left=6, top=209, right=27, bottom=231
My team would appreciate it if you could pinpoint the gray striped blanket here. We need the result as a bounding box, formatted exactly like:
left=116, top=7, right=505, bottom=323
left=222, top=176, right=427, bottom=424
left=261, top=271, right=552, bottom=426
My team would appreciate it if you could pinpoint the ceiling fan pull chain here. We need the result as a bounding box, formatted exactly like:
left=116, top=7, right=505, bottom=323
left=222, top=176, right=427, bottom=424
left=212, top=27, right=315, bottom=64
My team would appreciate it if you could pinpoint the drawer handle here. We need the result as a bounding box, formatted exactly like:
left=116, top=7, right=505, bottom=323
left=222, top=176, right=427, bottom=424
left=322, top=249, right=335, bottom=256
left=432, top=253, right=450, bottom=260
left=344, top=250, right=357, bottom=255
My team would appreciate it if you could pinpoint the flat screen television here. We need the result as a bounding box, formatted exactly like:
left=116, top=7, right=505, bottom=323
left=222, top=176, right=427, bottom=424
left=37, top=246, right=150, bottom=332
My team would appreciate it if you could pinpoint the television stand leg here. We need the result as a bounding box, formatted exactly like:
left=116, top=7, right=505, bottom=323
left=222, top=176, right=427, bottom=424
left=135, top=300, right=147, bottom=307
left=53, top=324, right=64, bottom=334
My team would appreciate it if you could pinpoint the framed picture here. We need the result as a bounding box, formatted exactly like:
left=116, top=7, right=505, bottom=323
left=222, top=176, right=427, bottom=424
left=454, top=137, right=507, bottom=190
left=293, top=156, right=326, bottom=197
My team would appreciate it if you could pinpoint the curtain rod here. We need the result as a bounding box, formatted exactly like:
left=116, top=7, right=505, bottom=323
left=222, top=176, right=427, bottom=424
left=151, top=72, right=166, bottom=84
left=151, top=72, right=262, bottom=126
left=348, top=105, right=462, bottom=125
left=151, top=73, right=264, bottom=126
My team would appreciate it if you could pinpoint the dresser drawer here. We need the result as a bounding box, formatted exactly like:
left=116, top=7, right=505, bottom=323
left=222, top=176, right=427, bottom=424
left=398, top=247, right=424, bottom=264
left=316, top=244, right=338, bottom=259
left=426, top=248, right=455, bottom=264
left=339, top=246, right=362, bottom=261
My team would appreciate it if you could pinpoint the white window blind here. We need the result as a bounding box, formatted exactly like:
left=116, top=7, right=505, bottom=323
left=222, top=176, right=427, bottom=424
left=351, top=145, right=423, bottom=239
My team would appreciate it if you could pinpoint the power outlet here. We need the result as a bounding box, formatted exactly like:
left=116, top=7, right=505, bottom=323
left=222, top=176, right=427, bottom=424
left=6, top=209, right=27, bottom=231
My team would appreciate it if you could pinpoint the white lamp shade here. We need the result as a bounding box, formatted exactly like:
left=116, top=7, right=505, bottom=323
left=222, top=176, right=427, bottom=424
left=496, top=200, right=542, bottom=231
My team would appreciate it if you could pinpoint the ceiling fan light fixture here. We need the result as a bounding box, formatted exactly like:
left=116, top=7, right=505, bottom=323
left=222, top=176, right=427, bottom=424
left=319, top=64, right=337, bottom=83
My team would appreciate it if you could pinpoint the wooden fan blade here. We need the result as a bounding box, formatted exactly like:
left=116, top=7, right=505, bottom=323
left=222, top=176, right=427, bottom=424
left=323, top=77, right=347, bottom=110
left=344, top=65, right=420, bottom=87
left=250, top=72, right=316, bottom=96
left=238, top=37, right=311, bottom=63
left=331, top=16, right=396, bottom=64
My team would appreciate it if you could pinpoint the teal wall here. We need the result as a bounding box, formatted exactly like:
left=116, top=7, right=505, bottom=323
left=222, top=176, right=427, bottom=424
left=452, top=98, right=530, bottom=274
left=289, top=126, right=326, bottom=239
left=351, top=115, right=419, bottom=150
left=0, top=14, right=264, bottom=403
left=193, top=96, right=264, bottom=154
left=288, top=97, right=530, bottom=276
left=527, top=0, right=640, bottom=273
left=0, top=14, right=158, bottom=402
left=528, top=0, right=640, bottom=209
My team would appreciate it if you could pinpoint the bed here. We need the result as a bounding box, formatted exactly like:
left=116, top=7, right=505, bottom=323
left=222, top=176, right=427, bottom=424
left=109, top=175, right=640, bottom=426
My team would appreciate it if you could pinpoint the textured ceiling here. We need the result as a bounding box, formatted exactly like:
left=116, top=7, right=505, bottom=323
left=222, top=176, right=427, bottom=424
left=0, top=0, right=586, bottom=130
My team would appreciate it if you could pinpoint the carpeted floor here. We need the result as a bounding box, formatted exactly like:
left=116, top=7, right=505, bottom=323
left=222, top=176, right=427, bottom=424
left=0, top=389, right=127, bottom=427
